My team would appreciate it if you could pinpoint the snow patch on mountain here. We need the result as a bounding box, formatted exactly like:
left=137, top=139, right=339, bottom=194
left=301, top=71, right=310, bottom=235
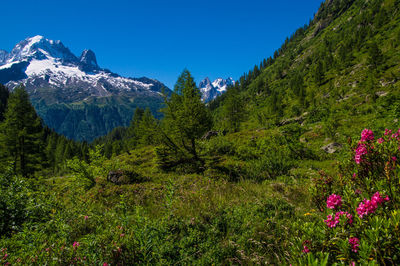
left=0, top=35, right=168, bottom=102
left=199, top=77, right=235, bottom=102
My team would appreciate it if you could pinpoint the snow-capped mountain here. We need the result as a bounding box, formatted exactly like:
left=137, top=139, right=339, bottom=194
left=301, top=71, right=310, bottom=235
left=199, top=77, right=235, bottom=102
left=0, top=35, right=167, bottom=103
left=0, top=35, right=169, bottom=141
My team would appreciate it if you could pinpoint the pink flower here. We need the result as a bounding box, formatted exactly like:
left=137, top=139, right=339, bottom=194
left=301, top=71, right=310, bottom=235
left=349, top=237, right=360, bottom=253
left=73, top=242, right=80, bottom=250
left=325, top=211, right=353, bottom=228
left=103, top=263, right=109, bottom=266
left=327, top=194, right=342, bottom=209
left=377, top=138, right=384, bottom=144
left=120, top=233, right=125, bottom=237
left=357, top=192, right=389, bottom=218
left=354, top=143, right=368, bottom=164
left=84, top=216, right=89, bottom=221
left=350, top=262, right=356, bottom=266
left=352, top=173, right=357, bottom=179
left=302, top=245, right=310, bottom=253
left=392, top=156, right=397, bottom=161
left=360, top=129, right=374, bottom=142
left=385, top=129, right=392, bottom=136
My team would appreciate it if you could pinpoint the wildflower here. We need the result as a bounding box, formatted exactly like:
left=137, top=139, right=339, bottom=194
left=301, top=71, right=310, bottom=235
left=350, top=262, right=356, bottom=266
left=392, top=156, right=397, bottom=161
left=377, top=138, right=384, bottom=144
left=327, top=194, right=342, bottom=209
left=103, top=263, right=109, bottom=266
left=355, top=143, right=368, bottom=164
left=73, top=242, right=80, bottom=250
left=84, top=215, right=89, bottom=221
left=302, top=245, right=310, bottom=253
left=352, top=173, right=357, bottom=179
left=304, top=212, right=311, bottom=216
left=357, top=192, right=389, bottom=218
left=385, top=129, right=392, bottom=136
left=349, top=237, right=360, bottom=253
left=325, top=211, right=353, bottom=228
left=302, top=240, right=311, bottom=253
left=120, top=233, right=125, bottom=237
left=360, top=129, right=374, bottom=142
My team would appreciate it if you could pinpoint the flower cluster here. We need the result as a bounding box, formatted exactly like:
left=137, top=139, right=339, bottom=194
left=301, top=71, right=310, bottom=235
left=302, top=240, right=311, bottom=254
left=360, top=129, right=374, bottom=142
left=349, top=237, right=360, bottom=253
left=356, top=192, right=389, bottom=218
left=354, top=143, right=368, bottom=164
left=325, top=211, right=353, bottom=228
left=327, top=194, right=342, bottom=209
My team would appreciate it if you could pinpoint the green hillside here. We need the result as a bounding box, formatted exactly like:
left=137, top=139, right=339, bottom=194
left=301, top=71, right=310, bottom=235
left=1, top=0, right=400, bottom=265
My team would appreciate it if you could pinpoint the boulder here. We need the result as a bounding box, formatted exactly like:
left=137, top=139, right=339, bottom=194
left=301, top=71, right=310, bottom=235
left=107, top=170, right=142, bottom=185
left=321, top=142, right=343, bottom=154
left=201, top=130, right=219, bottom=140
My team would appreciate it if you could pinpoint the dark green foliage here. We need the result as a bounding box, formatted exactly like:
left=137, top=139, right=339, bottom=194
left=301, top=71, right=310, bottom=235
left=220, top=88, right=246, bottom=133
left=0, top=85, right=44, bottom=177
left=157, top=70, right=212, bottom=172
left=0, top=83, right=9, bottom=122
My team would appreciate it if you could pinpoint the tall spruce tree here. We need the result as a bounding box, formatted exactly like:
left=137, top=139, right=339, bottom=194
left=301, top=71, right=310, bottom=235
left=157, top=70, right=212, bottom=172
left=0, top=85, right=44, bottom=177
left=0, top=84, right=9, bottom=122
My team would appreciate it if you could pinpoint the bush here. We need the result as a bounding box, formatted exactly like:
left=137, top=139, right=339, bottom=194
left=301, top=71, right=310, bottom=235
left=290, top=128, right=400, bottom=264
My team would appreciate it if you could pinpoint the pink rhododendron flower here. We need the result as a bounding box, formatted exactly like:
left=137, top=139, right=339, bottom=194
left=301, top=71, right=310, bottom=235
left=349, top=237, right=360, bottom=253
left=327, top=194, right=342, bottom=209
left=325, top=211, right=353, bottom=228
left=73, top=242, right=80, bottom=250
left=354, top=143, right=368, bottom=164
left=302, top=245, right=310, bottom=253
left=360, top=129, right=374, bottom=142
left=357, top=192, right=389, bottom=218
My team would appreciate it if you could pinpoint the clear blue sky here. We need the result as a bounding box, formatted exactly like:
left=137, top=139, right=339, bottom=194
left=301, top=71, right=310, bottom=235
left=0, top=0, right=323, bottom=88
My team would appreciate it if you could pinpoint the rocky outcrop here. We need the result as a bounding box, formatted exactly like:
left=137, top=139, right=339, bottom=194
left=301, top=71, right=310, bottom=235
left=321, top=142, right=343, bottom=154
left=107, top=170, right=144, bottom=185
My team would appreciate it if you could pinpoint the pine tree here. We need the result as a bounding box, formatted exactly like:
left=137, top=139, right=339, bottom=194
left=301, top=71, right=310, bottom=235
left=157, top=70, right=212, bottom=172
left=137, top=108, right=158, bottom=146
left=0, top=84, right=9, bottom=122
left=0, top=85, right=44, bottom=177
left=221, top=88, right=245, bottom=133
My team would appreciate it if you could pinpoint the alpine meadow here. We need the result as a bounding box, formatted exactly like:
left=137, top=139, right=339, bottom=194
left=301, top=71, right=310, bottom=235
left=1, top=0, right=400, bottom=264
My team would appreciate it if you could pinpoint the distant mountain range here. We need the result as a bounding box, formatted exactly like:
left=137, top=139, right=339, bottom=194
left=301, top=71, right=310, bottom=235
left=199, top=77, right=235, bottom=102
left=0, top=36, right=170, bottom=141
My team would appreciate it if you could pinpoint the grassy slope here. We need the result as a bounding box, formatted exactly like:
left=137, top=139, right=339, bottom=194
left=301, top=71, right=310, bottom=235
left=2, top=0, right=400, bottom=264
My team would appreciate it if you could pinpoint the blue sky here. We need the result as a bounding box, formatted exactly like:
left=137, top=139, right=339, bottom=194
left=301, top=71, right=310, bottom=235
left=0, top=0, right=323, bottom=88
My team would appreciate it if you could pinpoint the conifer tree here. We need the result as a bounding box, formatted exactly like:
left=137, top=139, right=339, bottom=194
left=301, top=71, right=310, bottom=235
left=157, top=70, right=212, bottom=172
left=0, top=85, right=44, bottom=177
left=0, top=84, right=9, bottom=122
left=221, top=88, right=245, bottom=133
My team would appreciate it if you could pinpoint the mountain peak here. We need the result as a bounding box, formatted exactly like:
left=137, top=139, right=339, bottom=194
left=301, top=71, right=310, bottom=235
left=199, top=77, right=212, bottom=88
left=6, top=35, right=77, bottom=64
left=79, top=49, right=99, bottom=71
left=0, top=50, right=8, bottom=64
left=199, top=77, right=235, bottom=102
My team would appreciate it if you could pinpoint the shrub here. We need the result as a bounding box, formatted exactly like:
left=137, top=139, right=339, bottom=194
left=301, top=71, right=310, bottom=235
left=290, top=128, right=400, bottom=264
